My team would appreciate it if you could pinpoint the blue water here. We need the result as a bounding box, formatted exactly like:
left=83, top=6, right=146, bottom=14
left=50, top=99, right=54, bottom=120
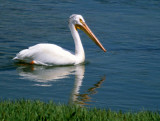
left=0, top=0, right=160, bottom=112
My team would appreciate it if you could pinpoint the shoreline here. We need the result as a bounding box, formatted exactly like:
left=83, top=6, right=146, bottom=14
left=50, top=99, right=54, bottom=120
left=0, top=99, right=159, bottom=121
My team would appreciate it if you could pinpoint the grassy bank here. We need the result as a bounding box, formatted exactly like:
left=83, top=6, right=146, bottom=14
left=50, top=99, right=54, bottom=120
left=0, top=100, right=159, bottom=121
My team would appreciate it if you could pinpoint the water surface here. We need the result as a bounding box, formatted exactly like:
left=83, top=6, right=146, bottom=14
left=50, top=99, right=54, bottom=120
left=0, top=0, right=160, bottom=112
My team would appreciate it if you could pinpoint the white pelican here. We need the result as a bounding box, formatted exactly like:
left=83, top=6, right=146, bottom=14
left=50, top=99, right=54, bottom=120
left=13, top=14, right=106, bottom=65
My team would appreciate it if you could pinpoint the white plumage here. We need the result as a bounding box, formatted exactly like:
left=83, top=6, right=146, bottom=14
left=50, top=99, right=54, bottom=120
left=13, top=14, right=106, bottom=66
left=14, top=43, right=76, bottom=65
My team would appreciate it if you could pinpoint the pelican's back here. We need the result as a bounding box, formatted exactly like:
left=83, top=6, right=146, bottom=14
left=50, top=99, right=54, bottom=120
left=14, top=43, right=76, bottom=65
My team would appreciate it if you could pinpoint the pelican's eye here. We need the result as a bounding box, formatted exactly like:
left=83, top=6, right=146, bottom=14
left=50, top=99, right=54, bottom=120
left=79, top=19, right=83, bottom=23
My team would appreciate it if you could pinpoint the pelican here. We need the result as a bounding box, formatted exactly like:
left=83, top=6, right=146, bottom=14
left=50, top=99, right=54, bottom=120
left=13, top=14, right=106, bottom=66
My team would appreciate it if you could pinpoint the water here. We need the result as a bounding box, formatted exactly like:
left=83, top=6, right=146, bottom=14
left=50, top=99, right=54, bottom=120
left=0, top=0, right=160, bottom=112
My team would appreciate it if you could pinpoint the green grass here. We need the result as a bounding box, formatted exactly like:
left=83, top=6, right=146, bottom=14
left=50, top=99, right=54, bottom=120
left=0, top=100, right=159, bottom=121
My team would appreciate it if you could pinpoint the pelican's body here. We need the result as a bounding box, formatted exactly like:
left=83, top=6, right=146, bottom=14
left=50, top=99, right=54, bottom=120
left=14, top=14, right=106, bottom=66
left=14, top=43, right=79, bottom=65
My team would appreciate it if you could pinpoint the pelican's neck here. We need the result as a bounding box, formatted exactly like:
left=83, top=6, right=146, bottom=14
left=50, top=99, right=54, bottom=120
left=69, top=23, right=85, bottom=63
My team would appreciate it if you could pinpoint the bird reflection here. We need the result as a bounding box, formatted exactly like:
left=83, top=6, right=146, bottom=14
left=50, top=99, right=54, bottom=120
left=16, top=64, right=80, bottom=86
left=16, top=64, right=105, bottom=105
left=70, top=76, right=106, bottom=106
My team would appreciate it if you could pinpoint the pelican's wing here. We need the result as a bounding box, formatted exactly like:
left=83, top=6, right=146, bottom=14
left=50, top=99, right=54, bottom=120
left=14, top=43, right=76, bottom=65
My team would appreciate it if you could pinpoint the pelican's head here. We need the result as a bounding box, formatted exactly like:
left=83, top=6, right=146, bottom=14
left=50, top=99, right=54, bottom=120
left=69, top=14, right=106, bottom=52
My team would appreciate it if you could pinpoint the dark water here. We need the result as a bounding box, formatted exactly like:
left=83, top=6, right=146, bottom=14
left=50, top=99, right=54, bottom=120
left=0, top=0, right=160, bottom=112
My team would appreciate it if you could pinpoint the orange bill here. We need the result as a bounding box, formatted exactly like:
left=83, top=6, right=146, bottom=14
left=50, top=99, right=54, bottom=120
left=75, top=20, right=106, bottom=52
